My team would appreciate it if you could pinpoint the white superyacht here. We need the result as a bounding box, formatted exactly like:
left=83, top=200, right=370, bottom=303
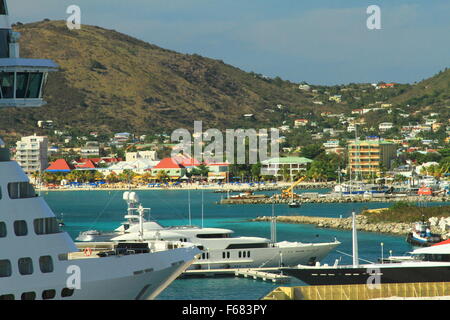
left=77, top=192, right=341, bottom=271
left=0, top=0, right=199, bottom=300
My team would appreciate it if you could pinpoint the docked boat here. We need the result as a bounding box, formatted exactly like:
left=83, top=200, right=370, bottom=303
left=406, top=220, right=442, bottom=247
left=288, top=200, right=301, bottom=208
left=77, top=192, right=340, bottom=271
left=282, top=213, right=450, bottom=286
left=0, top=1, right=200, bottom=300
left=333, top=182, right=389, bottom=195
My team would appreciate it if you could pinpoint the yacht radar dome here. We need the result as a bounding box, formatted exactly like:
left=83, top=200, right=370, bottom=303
left=0, top=0, right=58, bottom=108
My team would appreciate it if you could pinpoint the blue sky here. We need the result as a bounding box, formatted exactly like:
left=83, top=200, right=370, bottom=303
left=9, top=0, right=450, bottom=85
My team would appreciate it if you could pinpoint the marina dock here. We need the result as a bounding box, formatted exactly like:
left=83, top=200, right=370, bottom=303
left=263, top=282, right=450, bottom=300
left=183, top=267, right=291, bottom=283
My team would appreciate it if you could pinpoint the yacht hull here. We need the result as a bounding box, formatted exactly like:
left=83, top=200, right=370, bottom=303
left=283, top=265, right=450, bottom=286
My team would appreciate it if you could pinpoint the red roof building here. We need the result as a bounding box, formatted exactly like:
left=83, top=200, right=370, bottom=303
left=45, top=159, right=75, bottom=172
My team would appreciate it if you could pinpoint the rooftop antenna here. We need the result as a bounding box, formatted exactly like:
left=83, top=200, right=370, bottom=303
left=352, top=210, right=359, bottom=268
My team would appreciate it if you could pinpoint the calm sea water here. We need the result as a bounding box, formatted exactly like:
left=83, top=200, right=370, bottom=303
left=42, top=189, right=449, bottom=300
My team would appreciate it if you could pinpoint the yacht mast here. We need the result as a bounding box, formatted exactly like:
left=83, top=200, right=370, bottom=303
left=352, top=211, right=359, bottom=268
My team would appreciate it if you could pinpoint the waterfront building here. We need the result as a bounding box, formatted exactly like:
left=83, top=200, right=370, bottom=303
left=151, top=158, right=187, bottom=179
left=80, top=141, right=100, bottom=158
left=125, top=150, right=157, bottom=162
left=15, top=134, right=48, bottom=175
left=261, top=157, right=313, bottom=180
left=348, top=140, right=397, bottom=176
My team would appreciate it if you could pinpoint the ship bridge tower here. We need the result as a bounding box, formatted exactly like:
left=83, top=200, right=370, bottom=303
left=0, top=0, right=58, bottom=108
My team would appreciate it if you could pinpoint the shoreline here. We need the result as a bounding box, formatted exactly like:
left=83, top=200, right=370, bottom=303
left=35, top=182, right=335, bottom=192
left=250, top=211, right=449, bottom=238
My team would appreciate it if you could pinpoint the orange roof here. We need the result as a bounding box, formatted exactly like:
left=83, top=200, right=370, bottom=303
left=46, top=159, right=74, bottom=172
left=75, top=159, right=97, bottom=169
left=153, top=158, right=184, bottom=169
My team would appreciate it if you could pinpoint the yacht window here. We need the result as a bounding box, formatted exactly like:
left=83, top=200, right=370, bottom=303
left=243, top=251, right=246, bottom=258
left=247, top=251, right=250, bottom=258
left=196, top=233, right=229, bottom=239
left=39, top=256, right=53, bottom=273
left=0, top=259, right=11, bottom=277
left=238, top=251, right=241, bottom=258
left=18, top=257, right=33, bottom=275
left=21, top=292, right=36, bottom=300
left=0, top=294, right=14, bottom=300
left=42, top=289, right=56, bottom=300
left=0, top=221, right=6, bottom=237
left=34, top=218, right=60, bottom=235
left=8, top=182, right=36, bottom=199
left=14, top=220, right=28, bottom=236
left=226, top=243, right=269, bottom=249
left=61, top=288, right=74, bottom=298
left=227, top=252, right=230, bottom=259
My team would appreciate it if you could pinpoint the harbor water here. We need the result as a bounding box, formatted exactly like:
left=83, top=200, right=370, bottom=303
left=42, top=189, right=446, bottom=300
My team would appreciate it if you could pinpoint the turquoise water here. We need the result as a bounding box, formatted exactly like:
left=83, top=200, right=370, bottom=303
left=42, top=189, right=449, bottom=300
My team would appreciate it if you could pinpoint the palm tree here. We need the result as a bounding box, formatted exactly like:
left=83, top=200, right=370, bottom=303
left=156, top=170, right=169, bottom=183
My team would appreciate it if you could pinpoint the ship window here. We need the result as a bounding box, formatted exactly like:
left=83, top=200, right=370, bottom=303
left=18, top=257, right=33, bottom=275
left=8, top=182, right=36, bottom=199
left=0, top=221, right=6, bottom=237
left=0, top=1, right=6, bottom=15
left=42, top=289, right=56, bottom=300
left=39, top=256, right=54, bottom=273
left=21, top=292, right=36, bottom=300
left=0, top=294, right=14, bottom=300
left=15, top=72, right=43, bottom=99
left=0, top=259, right=11, bottom=277
left=61, top=288, right=74, bottom=298
left=34, top=218, right=60, bottom=235
left=0, top=72, right=14, bottom=98
left=14, top=220, right=28, bottom=236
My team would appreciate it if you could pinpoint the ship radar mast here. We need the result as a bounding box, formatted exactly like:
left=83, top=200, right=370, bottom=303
left=0, top=0, right=58, bottom=108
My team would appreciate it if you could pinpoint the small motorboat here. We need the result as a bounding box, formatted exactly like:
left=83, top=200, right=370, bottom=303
left=406, top=219, right=442, bottom=247
left=288, top=200, right=301, bottom=208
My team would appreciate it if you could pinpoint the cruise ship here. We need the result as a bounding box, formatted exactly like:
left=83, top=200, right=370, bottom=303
left=0, top=0, right=200, bottom=300
left=77, top=192, right=341, bottom=271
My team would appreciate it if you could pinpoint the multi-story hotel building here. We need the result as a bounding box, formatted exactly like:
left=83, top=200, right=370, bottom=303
left=15, top=134, right=49, bottom=175
left=348, top=140, right=397, bottom=177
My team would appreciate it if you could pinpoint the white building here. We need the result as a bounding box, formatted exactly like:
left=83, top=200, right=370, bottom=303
left=379, top=122, right=394, bottom=132
left=125, top=150, right=157, bottom=162
left=15, top=134, right=48, bottom=175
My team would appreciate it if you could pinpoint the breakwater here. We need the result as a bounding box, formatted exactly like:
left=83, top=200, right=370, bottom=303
left=220, top=195, right=449, bottom=204
left=213, top=182, right=334, bottom=193
left=250, top=212, right=448, bottom=238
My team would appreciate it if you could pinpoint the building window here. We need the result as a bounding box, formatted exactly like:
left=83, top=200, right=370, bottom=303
left=61, top=288, right=74, bottom=298
left=0, top=221, right=6, bottom=237
left=21, top=292, right=36, bottom=300
left=39, top=256, right=53, bottom=273
left=14, top=220, right=28, bottom=236
left=34, top=218, right=60, bottom=235
left=7, top=182, right=36, bottom=199
left=18, top=257, right=33, bottom=275
left=42, top=290, right=56, bottom=300
left=0, top=260, right=11, bottom=277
